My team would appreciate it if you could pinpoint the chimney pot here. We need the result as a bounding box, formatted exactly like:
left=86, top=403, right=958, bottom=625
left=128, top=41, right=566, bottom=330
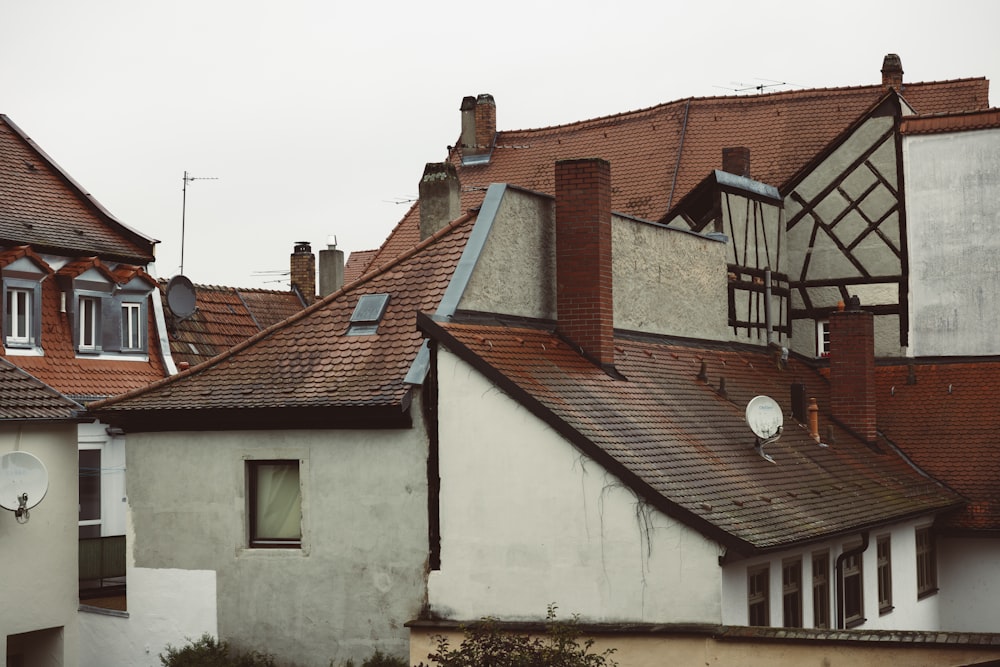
left=881, top=53, right=904, bottom=89
left=290, top=242, right=317, bottom=304
left=319, top=241, right=345, bottom=297
left=807, top=397, right=820, bottom=442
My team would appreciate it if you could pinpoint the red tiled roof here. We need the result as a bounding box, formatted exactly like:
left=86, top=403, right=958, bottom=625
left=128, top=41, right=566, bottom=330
left=343, top=249, right=379, bottom=286
left=876, top=360, right=1000, bottom=533
left=161, top=282, right=306, bottom=368
left=370, top=77, right=989, bottom=268
left=423, top=318, right=962, bottom=551
left=92, top=213, right=477, bottom=424
left=900, top=108, right=1000, bottom=135
left=8, top=278, right=167, bottom=401
left=0, top=115, right=155, bottom=262
left=0, top=357, right=81, bottom=420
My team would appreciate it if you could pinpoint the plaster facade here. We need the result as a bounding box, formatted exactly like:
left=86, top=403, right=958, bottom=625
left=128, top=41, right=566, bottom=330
left=428, top=347, right=722, bottom=623
left=119, top=416, right=431, bottom=666
left=904, top=127, right=1000, bottom=356
left=937, top=537, right=1000, bottom=632
left=0, top=423, right=80, bottom=667
left=459, top=187, right=730, bottom=342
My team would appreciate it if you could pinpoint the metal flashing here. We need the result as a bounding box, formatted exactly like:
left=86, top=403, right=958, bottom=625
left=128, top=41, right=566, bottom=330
left=713, top=170, right=781, bottom=201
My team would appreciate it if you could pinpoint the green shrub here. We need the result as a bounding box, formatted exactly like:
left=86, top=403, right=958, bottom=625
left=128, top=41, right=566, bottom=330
left=159, top=634, right=277, bottom=667
left=419, top=605, right=617, bottom=667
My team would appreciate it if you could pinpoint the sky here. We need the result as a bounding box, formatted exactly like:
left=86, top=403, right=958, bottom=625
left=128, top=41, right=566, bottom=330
left=2, top=1, right=998, bottom=289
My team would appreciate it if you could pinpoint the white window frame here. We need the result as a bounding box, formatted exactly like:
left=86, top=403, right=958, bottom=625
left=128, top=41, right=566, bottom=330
left=121, top=301, right=143, bottom=351
left=817, top=319, right=831, bottom=357
left=5, top=286, right=33, bottom=345
left=78, top=295, right=101, bottom=352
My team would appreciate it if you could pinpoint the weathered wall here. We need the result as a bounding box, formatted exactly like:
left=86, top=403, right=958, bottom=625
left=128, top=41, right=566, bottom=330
left=428, top=347, right=722, bottom=623
left=410, top=626, right=1000, bottom=667
left=459, top=188, right=730, bottom=342
left=938, top=537, right=1000, bottom=632
left=905, top=127, right=1000, bottom=356
left=120, top=411, right=431, bottom=667
left=0, top=423, right=80, bottom=666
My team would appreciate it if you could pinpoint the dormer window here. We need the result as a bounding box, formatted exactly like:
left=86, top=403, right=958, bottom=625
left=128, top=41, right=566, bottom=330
left=5, top=287, right=33, bottom=345
left=1, top=249, right=49, bottom=353
left=121, top=302, right=143, bottom=351
left=346, top=293, right=390, bottom=336
left=78, top=295, right=102, bottom=352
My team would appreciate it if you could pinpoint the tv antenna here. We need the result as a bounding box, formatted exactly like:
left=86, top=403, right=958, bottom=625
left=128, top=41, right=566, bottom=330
left=714, top=78, right=796, bottom=95
left=180, top=171, right=219, bottom=275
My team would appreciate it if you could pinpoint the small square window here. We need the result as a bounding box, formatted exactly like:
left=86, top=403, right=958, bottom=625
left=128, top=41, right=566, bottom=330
left=346, top=293, right=390, bottom=336
left=248, top=460, right=301, bottom=548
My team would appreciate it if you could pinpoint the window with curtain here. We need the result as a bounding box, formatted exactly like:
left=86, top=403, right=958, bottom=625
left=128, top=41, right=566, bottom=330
left=248, top=461, right=301, bottom=548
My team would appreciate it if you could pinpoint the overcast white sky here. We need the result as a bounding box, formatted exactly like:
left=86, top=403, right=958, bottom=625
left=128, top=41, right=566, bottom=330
left=2, top=1, right=998, bottom=288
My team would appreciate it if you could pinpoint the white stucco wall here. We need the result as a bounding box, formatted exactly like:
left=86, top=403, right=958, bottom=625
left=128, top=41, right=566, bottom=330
left=0, top=423, right=80, bottom=666
left=721, top=519, right=939, bottom=631
left=119, top=415, right=431, bottom=667
left=937, top=536, right=1000, bottom=631
left=905, top=127, right=1000, bottom=356
left=429, top=347, right=722, bottom=623
left=459, top=187, right=730, bottom=342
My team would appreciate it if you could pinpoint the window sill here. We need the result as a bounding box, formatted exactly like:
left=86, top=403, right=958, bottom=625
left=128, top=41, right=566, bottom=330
left=845, top=616, right=867, bottom=629
left=5, top=345, right=43, bottom=356
left=918, top=587, right=939, bottom=600
left=879, top=605, right=894, bottom=616
left=75, top=351, right=150, bottom=362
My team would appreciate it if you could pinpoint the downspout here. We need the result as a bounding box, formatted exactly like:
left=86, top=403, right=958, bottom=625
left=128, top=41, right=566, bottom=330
left=835, top=531, right=870, bottom=629
left=764, top=267, right=773, bottom=345
left=666, top=99, right=692, bottom=211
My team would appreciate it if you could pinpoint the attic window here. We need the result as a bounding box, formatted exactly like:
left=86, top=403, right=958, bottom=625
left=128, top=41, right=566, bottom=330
left=346, top=293, right=390, bottom=336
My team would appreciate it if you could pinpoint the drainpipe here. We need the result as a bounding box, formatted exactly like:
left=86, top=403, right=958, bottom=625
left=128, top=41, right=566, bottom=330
left=764, top=267, right=773, bottom=345
left=835, top=531, right=870, bottom=629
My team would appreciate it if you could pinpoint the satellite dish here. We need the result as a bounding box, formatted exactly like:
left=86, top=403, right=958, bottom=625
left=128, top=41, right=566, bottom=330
left=166, top=274, right=197, bottom=319
left=746, top=395, right=783, bottom=440
left=0, top=451, right=49, bottom=522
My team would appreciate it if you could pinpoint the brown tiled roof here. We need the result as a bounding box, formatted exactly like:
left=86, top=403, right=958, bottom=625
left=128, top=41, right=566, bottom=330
left=900, top=108, right=1000, bottom=135
left=0, top=357, right=81, bottom=420
left=421, top=317, right=961, bottom=552
left=8, top=278, right=168, bottom=401
left=162, top=282, right=306, bottom=367
left=876, top=360, right=1000, bottom=533
left=370, top=77, right=989, bottom=267
left=0, top=115, right=156, bottom=263
left=91, top=213, right=477, bottom=427
left=343, top=249, right=379, bottom=286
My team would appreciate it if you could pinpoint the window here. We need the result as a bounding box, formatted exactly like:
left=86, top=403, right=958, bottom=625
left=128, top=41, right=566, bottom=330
left=748, top=564, right=769, bottom=626
left=782, top=558, right=803, bottom=627
left=841, top=547, right=864, bottom=627
left=916, top=527, right=937, bottom=598
left=346, top=293, right=390, bottom=335
left=5, top=287, right=32, bottom=345
left=78, top=448, right=102, bottom=539
left=248, top=460, right=301, bottom=548
left=817, top=319, right=831, bottom=357
left=121, top=302, right=143, bottom=351
left=877, top=535, right=893, bottom=613
left=78, top=295, right=101, bottom=352
left=813, top=551, right=830, bottom=628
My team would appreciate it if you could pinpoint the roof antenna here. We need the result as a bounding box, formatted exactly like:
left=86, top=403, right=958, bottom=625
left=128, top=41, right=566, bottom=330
left=180, top=171, right=219, bottom=275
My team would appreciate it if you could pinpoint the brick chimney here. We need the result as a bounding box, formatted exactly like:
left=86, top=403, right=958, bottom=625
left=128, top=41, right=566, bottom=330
left=555, top=158, right=614, bottom=369
left=828, top=296, right=877, bottom=443
left=418, top=162, right=461, bottom=240
left=290, top=241, right=316, bottom=304
left=882, top=53, right=904, bottom=90
left=722, top=147, right=751, bottom=177
left=460, top=94, right=496, bottom=161
left=318, top=238, right=344, bottom=297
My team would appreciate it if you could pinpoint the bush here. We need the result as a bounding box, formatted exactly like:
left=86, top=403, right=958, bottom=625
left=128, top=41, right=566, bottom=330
left=419, top=605, right=617, bottom=667
left=340, top=650, right=409, bottom=667
left=159, top=634, right=277, bottom=667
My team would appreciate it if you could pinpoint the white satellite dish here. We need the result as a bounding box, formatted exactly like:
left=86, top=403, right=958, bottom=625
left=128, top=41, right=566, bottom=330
left=0, top=451, right=49, bottom=522
left=745, top=395, right=783, bottom=439
left=166, top=274, right=197, bottom=319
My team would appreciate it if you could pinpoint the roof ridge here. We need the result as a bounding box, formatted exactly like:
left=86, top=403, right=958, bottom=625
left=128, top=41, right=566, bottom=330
left=91, top=209, right=478, bottom=410
left=496, top=78, right=989, bottom=136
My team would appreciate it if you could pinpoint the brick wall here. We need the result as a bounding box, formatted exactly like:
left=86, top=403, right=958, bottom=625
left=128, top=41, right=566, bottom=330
left=555, top=158, right=614, bottom=368
left=290, top=242, right=316, bottom=304
left=474, top=94, right=496, bottom=152
left=828, top=306, right=877, bottom=442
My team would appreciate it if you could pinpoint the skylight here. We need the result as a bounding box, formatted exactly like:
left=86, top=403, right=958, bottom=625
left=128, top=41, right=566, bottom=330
left=346, top=293, right=390, bottom=336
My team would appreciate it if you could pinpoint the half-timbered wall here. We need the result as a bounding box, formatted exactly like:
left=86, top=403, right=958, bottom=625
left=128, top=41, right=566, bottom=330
left=785, top=112, right=906, bottom=358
